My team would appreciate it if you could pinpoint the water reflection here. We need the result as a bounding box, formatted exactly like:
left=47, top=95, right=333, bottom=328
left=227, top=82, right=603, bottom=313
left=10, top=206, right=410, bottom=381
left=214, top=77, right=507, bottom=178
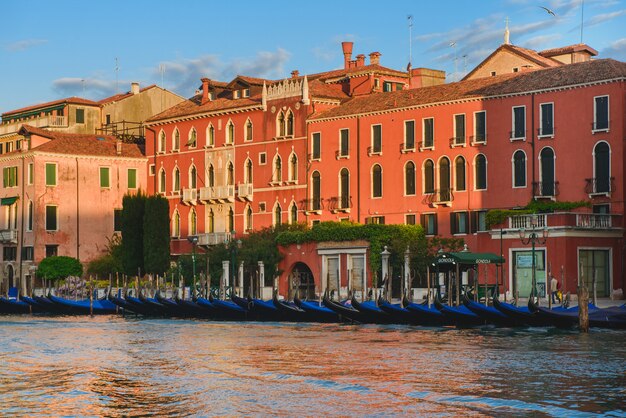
left=0, top=316, right=624, bottom=416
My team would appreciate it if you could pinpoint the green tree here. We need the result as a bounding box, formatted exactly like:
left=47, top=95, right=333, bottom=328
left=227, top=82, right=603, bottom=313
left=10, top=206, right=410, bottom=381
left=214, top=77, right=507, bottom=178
left=143, top=195, right=170, bottom=274
left=37, top=256, right=83, bottom=281
left=121, top=192, right=146, bottom=275
left=86, top=235, right=123, bottom=277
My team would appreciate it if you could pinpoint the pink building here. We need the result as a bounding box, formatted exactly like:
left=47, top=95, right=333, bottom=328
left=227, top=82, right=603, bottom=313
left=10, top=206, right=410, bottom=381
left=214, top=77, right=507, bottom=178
left=0, top=125, right=146, bottom=294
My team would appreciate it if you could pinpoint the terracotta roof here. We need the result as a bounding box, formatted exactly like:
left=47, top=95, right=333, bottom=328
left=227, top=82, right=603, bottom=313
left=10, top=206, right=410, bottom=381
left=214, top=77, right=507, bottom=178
left=98, top=84, right=159, bottom=105
left=309, top=64, right=407, bottom=82
left=308, top=79, right=349, bottom=101
left=232, top=76, right=274, bottom=86
left=146, top=95, right=261, bottom=123
left=539, top=43, right=598, bottom=57
left=2, top=97, right=99, bottom=117
left=19, top=125, right=145, bottom=158
left=310, top=59, right=626, bottom=121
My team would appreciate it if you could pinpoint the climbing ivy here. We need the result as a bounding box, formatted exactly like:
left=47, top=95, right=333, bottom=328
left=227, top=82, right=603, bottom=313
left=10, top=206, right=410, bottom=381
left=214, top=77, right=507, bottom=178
left=486, top=199, right=591, bottom=229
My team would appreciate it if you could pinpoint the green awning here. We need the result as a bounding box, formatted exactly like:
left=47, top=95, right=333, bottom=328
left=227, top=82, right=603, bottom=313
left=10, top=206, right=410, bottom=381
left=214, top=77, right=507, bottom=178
left=436, top=251, right=505, bottom=265
left=0, top=197, right=18, bottom=206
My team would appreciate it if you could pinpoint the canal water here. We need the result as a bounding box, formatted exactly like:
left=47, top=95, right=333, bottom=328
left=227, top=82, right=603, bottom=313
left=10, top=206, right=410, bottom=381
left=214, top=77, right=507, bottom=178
left=0, top=316, right=624, bottom=417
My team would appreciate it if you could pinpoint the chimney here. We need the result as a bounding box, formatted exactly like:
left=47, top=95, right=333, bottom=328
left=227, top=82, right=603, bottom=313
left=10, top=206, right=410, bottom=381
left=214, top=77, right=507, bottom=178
left=201, top=77, right=210, bottom=104
left=369, top=52, right=381, bottom=65
left=131, top=82, right=140, bottom=95
left=342, top=41, right=354, bottom=69
left=115, top=140, right=122, bottom=156
left=356, top=54, right=365, bottom=67
left=291, top=70, right=300, bottom=78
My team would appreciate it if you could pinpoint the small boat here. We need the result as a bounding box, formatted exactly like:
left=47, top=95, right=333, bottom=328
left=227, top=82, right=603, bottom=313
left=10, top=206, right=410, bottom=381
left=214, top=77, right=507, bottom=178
left=401, top=295, right=449, bottom=326
left=124, top=290, right=162, bottom=316
left=107, top=288, right=135, bottom=313
left=232, top=294, right=281, bottom=322
left=272, top=291, right=318, bottom=323
left=492, top=294, right=544, bottom=327
left=207, top=294, right=249, bottom=321
left=434, top=294, right=485, bottom=327
left=529, top=299, right=626, bottom=329
left=293, top=294, right=340, bottom=323
left=48, top=293, right=118, bottom=315
left=0, top=296, right=36, bottom=314
left=376, top=296, right=424, bottom=325
left=462, top=294, right=519, bottom=327
left=33, top=294, right=71, bottom=314
left=322, top=292, right=370, bottom=324
left=350, top=295, right=394, bottom=324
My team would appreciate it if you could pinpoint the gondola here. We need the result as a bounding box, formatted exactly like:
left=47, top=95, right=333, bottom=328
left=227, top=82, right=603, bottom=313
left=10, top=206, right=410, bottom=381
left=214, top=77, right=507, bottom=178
left=492, top=294, right=544, bottom=327
left=401, top=294, right=449, bottom=326
left=138, top=291, right=172, bottom=316
left=207, top=294, right=249, bottom=321
left=272, top=291, right=318, bottom=323
left=48, top=293, right=118, bottom=315
left=107, top=288, right=135, bottom=313
left=0, top=296, right=38, bottom=314
left=33, top=294, right=71, bottom=314
left=434, top=293, right=485, bottom=327
left=123, top=290, right=162, bottom=316
left=376, top=296, right=425, bottom=325
left=152, top=290, right=186, bottom=317
left=179, top=293, right=214, bottom=318
left=350, top=295, right=394, bottom=324
left=293, top=294, right=340, bottom=323
left=232, top=293, right=281, bottom=322
left=462, top=293, right=519, bottom=327
left=322, top=292, right=370, bottom=324
left=528, top=299, right=626, bottom=329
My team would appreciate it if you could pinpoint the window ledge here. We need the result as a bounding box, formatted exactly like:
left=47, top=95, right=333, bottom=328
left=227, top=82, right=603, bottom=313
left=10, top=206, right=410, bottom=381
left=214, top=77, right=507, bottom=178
left=509, top=137, right=526, bottom=142
left=419, top=146, right=434, bottom=152
left=592, top=129, right=609, bottom=134
left=538, top=134, right=554, bottom=139
left=172, top=149, right=179, bottom=153
left=368, top=151, right=382, bottom=157
left=336, top=155, right=349, bottom=160
left=305, top=210, right=322, bottom=215
left=400, top=148, right=415, bottom=154
left=589, top=192, right=611, bottom=198
left=204, top=145, right=214, bottom=149
left=471, top=141, right=486, bottom=146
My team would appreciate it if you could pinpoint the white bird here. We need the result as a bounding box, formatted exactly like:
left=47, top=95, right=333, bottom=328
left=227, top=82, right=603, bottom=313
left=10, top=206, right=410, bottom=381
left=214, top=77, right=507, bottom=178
left=540, top=6, right=556, bottom=16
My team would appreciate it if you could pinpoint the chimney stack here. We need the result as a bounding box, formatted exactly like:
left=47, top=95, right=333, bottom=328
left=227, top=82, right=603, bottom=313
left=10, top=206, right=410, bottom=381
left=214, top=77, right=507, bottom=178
left=201, top=77, right=211, bottom=104
left=369, top=52, right=381, bottom=65
left=291, top=70, right=300, bottom=78
left=356, top=54, right=365, bottom=67
left=342, top=41, right=354, bottom=69
left=115, top=140, right=122, bottom=155
left=131, top=82, right=140, bottom=95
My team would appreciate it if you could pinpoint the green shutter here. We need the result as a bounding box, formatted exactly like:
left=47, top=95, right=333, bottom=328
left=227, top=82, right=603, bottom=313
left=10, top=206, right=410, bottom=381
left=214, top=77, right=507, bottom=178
left=45, top=164, right=56, bottom=186
left=128, top=169, right=137, bottom=189
left=100, top=167, right=110, bottom=188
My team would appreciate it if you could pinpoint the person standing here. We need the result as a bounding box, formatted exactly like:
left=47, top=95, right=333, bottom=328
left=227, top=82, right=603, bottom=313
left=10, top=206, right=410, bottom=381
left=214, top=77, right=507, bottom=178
left=550, top=273, right=561, bottom=303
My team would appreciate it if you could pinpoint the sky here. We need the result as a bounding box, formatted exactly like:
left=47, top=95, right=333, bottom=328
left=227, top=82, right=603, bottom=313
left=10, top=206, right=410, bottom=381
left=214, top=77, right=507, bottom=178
left=1, top=0, right=624, bottom=114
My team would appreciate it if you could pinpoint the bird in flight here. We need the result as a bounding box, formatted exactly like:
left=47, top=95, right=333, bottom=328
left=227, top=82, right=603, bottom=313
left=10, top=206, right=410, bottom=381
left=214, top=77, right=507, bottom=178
left=540, top=6, right=556, bottom=16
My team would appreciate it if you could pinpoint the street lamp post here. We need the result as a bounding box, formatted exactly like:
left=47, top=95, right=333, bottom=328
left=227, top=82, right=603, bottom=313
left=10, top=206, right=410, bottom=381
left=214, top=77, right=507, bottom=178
left=187, top=235, right=198, bottom=296
left=519, top=215, right=548, bottom=302
left=230, top=232, right=242, bottom=298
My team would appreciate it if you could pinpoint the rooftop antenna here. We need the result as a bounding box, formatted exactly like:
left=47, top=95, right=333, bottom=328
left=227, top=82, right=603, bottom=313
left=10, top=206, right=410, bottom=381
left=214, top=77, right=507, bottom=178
left=580, top=0, right=584, bottom=43
left=449, top=41, right=457, bottom=82
left=115, top=57, right=120, bottom=94
left=462, top=55, right=468, bottom=73
left=407, top=15, right=413, bottom=71
left=159, top=64, right=165, bottom=111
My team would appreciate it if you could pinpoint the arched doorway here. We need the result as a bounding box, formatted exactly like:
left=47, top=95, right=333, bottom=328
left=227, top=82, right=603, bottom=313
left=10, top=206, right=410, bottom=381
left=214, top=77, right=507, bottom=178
left=289, top=262, right=315, bottom=300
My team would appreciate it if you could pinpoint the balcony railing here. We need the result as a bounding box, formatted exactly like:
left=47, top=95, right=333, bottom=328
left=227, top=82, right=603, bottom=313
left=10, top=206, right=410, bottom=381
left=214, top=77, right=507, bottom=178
left=0, top=115, right=68, bottom=135
left=509, top=214, right=547, bottom=229
left=585, top=177, right=614, bottom=195
left=182, top=188, right=197, bottom=205
left=198, top=185, right=235, bottom=203
left=532, top=181, right=559, bottom=198
left=197, top=232, right=232, bottom=246
left=504, top=212, right=621, bottom=231
left=328, top=195, right=352, bottom=213
left=0, top=229, right=17, bottom=243
left=237, top=183, right=254, bottom=201
left=430, top=188, right=453, bottom=205
left=449, top=136, right=466, bottom=147
left=301, top=198, right=324, bottom=213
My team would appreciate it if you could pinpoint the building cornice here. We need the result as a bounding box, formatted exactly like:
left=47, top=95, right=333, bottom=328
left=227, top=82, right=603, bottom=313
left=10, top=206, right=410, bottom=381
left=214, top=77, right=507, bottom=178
left=145, top=104, right=264, bottom=127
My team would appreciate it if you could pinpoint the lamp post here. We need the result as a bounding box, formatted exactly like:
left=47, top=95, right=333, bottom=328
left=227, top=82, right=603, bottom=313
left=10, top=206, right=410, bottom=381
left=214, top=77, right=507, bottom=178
left=519, top=215, right=548, bottom=301
left=230, top=231, right=241, bottom=298
left=187, top=235, right=198, bottom=281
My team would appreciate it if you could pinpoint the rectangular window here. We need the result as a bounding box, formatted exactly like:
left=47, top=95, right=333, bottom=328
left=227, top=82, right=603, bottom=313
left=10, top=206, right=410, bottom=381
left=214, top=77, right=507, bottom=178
left=512, top=106, right=526, bottom=139
left=5, top=142, right=14, bottom=153
left=421, top=213, right=437, bottom=235
left=105, top=114, right=111, bottom=125
left=27, top=163, right=34, bottom=185
left=45, top=205, right=58, bottom=231
left=2, top=167, right=18, bottom=188
left=311, top=132, right=321, bottom=160
left=45, top=245, right=58, bottom=258
left=259, top=152, right=267, bottom=165
left=149, top=164, right=155, bottom=176
left=593, top=96, right=609, bottom=131
left=21, top=246, right=34, bottom=261
left=339, top=129, right=349, bottom=157
left=404, top=120, right=415, bottom=150
left=128, top=168, right=137, bottom=189
left=423, top=118, right=434, bottom=148
left=365, top=216, right=385, bottom=225
left=258, top=202, right=266, bottom=213
left=3, top=246, right=17, bottom=261
left=471, top=210, right=488, bottom=232
left=539, top=103, right=554, bottom=136
left=45, top=163, right=57, bottom=186
left=100, top=167, right=110, bottom=188
left=76, top=108, right=85, bottom=124
left=451, top=211, right=469, bottom=234
left=383, top=82, right=393, bottom=92
left=114, top=209, right=122, bottom=232
left=453, top=114, right=465, bottom=146
left=474, top=111, right=486, bottom=143
left=405, top=214, right=416, bottom=225
left=371, top=124, right=382, bottom=154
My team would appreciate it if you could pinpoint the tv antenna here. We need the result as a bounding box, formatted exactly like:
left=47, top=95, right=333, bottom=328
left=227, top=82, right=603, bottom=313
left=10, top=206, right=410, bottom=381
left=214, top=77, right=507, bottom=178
left=407, top=15, right=413, bottom=70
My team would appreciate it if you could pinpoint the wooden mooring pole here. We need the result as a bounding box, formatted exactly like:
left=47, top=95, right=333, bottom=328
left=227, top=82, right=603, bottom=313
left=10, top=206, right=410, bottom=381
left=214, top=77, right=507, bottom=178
left=578, top=285, right=589, bottom=333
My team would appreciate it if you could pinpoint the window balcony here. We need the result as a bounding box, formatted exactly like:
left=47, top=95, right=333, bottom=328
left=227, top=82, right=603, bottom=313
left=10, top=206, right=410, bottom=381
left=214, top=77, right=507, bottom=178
left=182, top=188, right=197, bottom=205
left=532, top=181, right=559, bottom=199
left=237, top=183, right=254, bottom=201
left=0, top=116, right=68, bottom=135
left=585, top=177, right=614, bottom=196
left=198, top=185, right=234, bottom=203
left=449, top=136, right=466, bottom=148
left=328, top=195, right=352, bottom=213
left=470, top=134, right=487, bottom=145
left=197, top=231, right=232, bottom=246
left=301, top=198, right=324, bottom=214
left=0, top=229, right=18, bottom=244
left=504, top=212, right=621, bottom=232
left=400, top=143, right=415, bottom=153
left=426, top=188, right=453, bottom=206
left=419, top=140, right=434, bottom=151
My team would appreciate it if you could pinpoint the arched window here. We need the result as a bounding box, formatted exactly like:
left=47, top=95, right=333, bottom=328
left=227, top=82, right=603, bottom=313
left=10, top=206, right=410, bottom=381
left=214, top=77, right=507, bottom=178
left=226, top=120, right=234, bottom=144
left=289, top=153, right=298, bottom=182
left=405, top=161, right=416, bottom=195
left=172, top=210, right=180, bottom=237
left=290, top=201, right=298, bottom=224
left=227, top=207, right=234, bottom=232
left=208, top=164, right=215, bottom=187
left=455, top=156, right=466, bottom=191
left=274, top=202, right=282, bottom=226
left=340, top=168, right=350, bottom=209
left=227, top=161, right=234, bottom=186
left=273, top=155, right=282, bottom=182
left=245, top=119, right=253, bottom=141
left=173, top=167, right=180, bottom=192
left=158, top=130, right=166, bottom=152
left=207, top=209, right=214, bottom=233
left=189, top=209, right=197, bottom=235
left=245, top=205, right=253, bottom=231
left=277, top=111, right=285, bottom=136
left=188, top=127, right=197, bottom=148
left=159, top=168, right=166, bottom=193
left=372, top=164, right=382, bottom=198
left=312, top=171, right=321, bottom=211
left=475, top=154, right=487, bottom=191
left=439, top=157, right=451, bottom=200
left=287, top=110, right=294, bottom=136
left=539, top=148, right=554, bottom=196
left=245, top=158, right=253, bottom=184
left=593, top=142, right=610, bottom=193
left=207, top=124, right=215, bottom=147
left=423, top=160, right=434, bottom=194
left=189, top=165, right=197, bottom=189
left=173, top=128, right=180, bottom=151
left=513, top=150, right=526, bottom=187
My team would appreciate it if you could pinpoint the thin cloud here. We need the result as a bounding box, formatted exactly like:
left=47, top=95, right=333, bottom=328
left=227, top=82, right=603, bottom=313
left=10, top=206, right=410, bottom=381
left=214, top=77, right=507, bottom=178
left=521, top=34, right=562, bottom=50
left=52, top=77, right=118, bottom=99
left=585, top=9, right=626, bottom=27
left=5, top=39, right=48, bottom=52
left=601, top=38, right=626, bottom=61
